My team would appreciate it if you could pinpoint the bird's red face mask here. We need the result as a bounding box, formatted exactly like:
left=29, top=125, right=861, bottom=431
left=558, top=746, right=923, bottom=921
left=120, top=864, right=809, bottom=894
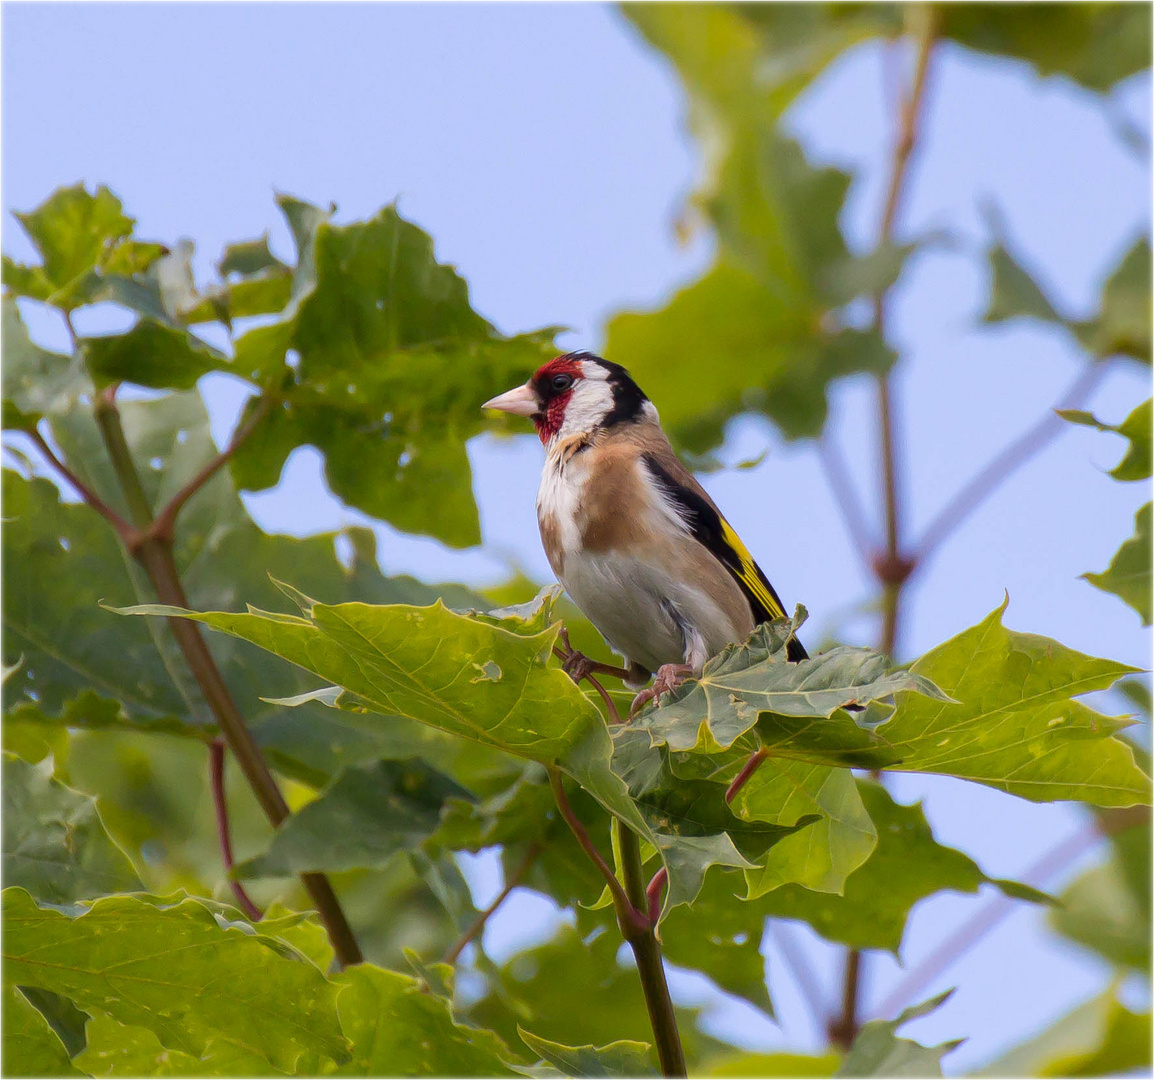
left=483, top=356, right=587, bottom=444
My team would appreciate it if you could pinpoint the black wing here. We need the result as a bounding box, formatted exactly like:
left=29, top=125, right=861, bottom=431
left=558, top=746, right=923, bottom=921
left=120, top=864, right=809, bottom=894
left=642, top=453, right=808, bottom=662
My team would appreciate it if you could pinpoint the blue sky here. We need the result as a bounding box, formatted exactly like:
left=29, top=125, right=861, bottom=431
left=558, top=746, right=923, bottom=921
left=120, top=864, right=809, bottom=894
left=4, top=3, right=1151, bottom=1070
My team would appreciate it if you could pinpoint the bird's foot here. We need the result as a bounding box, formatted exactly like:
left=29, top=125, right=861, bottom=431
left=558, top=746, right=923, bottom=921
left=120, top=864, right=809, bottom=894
left=629, top=663, right=692, bottom=717
left=561, top=649, right=598, bottom=684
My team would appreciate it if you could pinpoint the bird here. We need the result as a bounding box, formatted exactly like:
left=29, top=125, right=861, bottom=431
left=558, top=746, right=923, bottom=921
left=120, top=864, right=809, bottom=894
left=482, top=350, right=806, bottom=716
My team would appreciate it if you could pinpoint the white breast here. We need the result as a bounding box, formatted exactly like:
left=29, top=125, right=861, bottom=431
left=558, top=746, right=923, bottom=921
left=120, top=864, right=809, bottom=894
left=536, top=446, right=587, bottom=561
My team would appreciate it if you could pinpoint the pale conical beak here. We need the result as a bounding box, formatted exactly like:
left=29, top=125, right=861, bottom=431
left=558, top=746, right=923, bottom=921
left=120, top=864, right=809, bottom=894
left=482, top=382, right=539, bottom=417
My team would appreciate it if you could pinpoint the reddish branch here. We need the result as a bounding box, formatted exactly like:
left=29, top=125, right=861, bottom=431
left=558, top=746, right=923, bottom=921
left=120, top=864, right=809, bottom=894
left=25, top=427, right=135, bottom=545
left=546, top=768, right=647, bottom=935
left=209, top=739, right=263, bottom=922
left=442, top=841, right=543, bottom=965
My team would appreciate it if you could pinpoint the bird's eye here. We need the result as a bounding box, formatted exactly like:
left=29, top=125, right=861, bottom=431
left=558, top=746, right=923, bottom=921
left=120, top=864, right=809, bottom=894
left=551, top=374, right=573, bottom=391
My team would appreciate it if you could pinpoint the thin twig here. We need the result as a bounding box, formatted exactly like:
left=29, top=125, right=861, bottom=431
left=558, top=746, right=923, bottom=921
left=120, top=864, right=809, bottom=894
left=25, top=427, right=135, bottom=545
left=725, top=747, right=769, bottom=805
left=874, top=826, right=1102, bottom=1019
left=547, top=768, right=646, bottom=934
left=150, top=396, right=273, bottom=541
left=209, top=739, right=263, bottom=922
left=766, top=923, right=828, bottom=1031
left=913, top=362, right=1109, bottom=567
left=818, top=432, right=875, bottom=566
left=442, top=842, right=543, bottom=965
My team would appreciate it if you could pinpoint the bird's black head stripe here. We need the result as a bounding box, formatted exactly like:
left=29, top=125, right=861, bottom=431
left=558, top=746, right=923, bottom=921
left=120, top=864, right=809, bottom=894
left=557, top=351, right=648, bottom=428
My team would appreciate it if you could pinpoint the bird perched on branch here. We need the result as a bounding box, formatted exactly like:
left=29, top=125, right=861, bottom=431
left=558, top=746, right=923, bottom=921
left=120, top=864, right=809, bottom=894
left=483, top=351, right=806, bottom=715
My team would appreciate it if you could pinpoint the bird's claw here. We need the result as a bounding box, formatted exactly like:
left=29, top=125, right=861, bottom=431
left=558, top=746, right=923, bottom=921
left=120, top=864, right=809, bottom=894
left=629, top=663, right=692, bottom=717
left=561, top=649, right=597, bottom=684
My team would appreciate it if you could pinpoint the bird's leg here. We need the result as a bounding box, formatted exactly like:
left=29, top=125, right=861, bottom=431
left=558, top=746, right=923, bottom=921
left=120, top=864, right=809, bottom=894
left=629, top=663, right=693, bottom=717
left=555, top=627, right=631, bottom=683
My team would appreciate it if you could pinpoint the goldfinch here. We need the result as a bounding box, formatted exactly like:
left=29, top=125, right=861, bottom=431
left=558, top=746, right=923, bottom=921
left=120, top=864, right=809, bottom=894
left=483, top=351, right=806, bottom=709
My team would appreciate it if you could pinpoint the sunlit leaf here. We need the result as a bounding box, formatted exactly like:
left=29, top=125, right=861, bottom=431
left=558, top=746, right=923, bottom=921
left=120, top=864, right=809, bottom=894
left=878, top=600, right=1150, bottom=804
left=2, top=984, right=85, bottom=1079
left=2, top=888, right=349, bottom=1073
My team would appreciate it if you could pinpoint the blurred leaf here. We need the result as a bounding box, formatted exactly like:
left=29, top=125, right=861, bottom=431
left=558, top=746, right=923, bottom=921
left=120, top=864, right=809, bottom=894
left=655, top=866, right=775, bottom=1018
left=940, top=3, right=1152, bottom=93
left=1075, top=238, right=1152, bottom=363
left=2, top=984, right=85, bottom=1079
left=757, top=780, right=1050, bottom=951
left=516, top=1028, right=657, bottom=1078
left=464, top=924, right=719, bottom=1066
left=13, top=987, right=89, bottom=1059
left=984, top=238, right=1062, bottom=325
left=975, top=988, right=1151, bottom=1078
left=236, top=758, right=474, bottom=878
left=878, top=599, right=1150, bottom=804
left=1083, top=501, right=1152, bottom=626
left=2, top=296, right=86, bottom=428
left=3, top=888, right=348, bottom=1073
left=1059, top=397, right=1152, bottom=481
left=605, top=260, right=894, bottom=454
left=333, top=963, right=517, bottom=1077
left=3, top=752, right=142, bottom=903
left=833, top=990, right=960, bottom=1078
left=627, top=616, right=945, bottom=757
left=82, top=319, right=226, bottom=391
left=227, top=195, right=557, bottom=547
left=700, top=1050, right=840, bottom=1078
left=6, top=184, right=134, bottom=304
left=1050, top=816, right=1151, bottom=973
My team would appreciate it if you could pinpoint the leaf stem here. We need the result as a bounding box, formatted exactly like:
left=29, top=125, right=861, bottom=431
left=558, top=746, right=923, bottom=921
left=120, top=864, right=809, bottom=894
left=89, top=387, right=363, bottom=967
left=442, top=841, right=543, bottom=965
left=546, top=768, right=641, bottom=931
left=150, top=395, right=273, bottom=542
left=725, top=747, right=769, bottom=805
left=616, top=822, right=687, bottom=1079
left=208, top=739, right=263, bottom=922
left=913, top=361, right=1109, bottom=567
left=25, top=426, right=135, bottom=545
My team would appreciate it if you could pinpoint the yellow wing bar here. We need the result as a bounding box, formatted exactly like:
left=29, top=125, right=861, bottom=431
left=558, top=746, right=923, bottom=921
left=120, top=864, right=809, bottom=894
left=719, top=518, right=787, bottom=621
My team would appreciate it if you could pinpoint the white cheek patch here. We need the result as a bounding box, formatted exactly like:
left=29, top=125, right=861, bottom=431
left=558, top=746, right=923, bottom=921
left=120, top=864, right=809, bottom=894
left=557, top=378, right=615, bottom=440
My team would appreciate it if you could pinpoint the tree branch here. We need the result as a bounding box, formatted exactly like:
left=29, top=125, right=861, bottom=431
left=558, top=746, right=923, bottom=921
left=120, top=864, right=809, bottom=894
left=89, top=389, right=363, bottom=968
left=818, top=431, right=875, bottom=566
left=442, top=841, right=543, bottom=966
left=150, top=395, right=273, bottom=542
left=874, top=825, right=1102, bottom=1019
left=209, top=739, right=263, bottom=922
left=913, top=361, right=1109, bottom=567
left=837, top=4, right=939, bottom=1049
left=616, top=823, right=687, bottom=1079
left=24, top=426, right=135, bottom=545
